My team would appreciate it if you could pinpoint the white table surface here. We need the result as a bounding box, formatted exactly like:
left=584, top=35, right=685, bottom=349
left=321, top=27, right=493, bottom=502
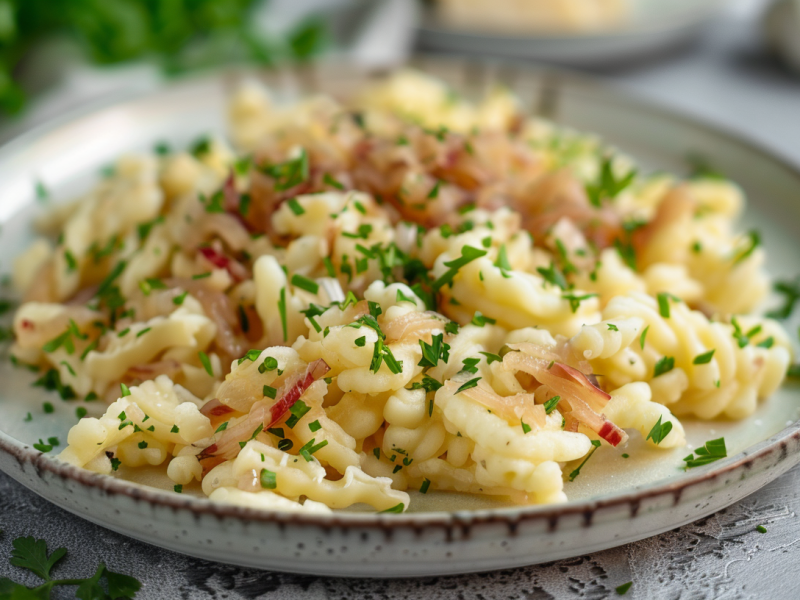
left=1, top=4, right=800, bottom=599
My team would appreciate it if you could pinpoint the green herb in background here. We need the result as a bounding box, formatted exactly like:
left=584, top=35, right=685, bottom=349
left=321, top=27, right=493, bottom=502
left=0, top=0, right=326, bottom=115
left=0, top=535, right=141, bottom=598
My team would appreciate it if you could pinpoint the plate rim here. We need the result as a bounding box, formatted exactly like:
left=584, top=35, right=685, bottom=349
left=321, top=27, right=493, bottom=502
left=1, top=60, right=799, bottom=531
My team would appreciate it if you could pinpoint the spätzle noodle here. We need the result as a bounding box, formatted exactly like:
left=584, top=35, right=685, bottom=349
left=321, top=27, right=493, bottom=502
left=8, top=71, right=790, bottom=513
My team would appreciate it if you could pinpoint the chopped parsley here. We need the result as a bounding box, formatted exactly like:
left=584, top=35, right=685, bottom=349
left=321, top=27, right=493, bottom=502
left=291, top=274, right=319, bottom=294
left=263, top=385, right=277, bottom=399
left=215, top=421, right=229, bottom=433
left=418, top=333, right=449, bottom=368
left=479, top=351, right=502, bottom=364
left=494, top=244, right=512, bottom=272
left=640, top=325, right=649, bottom=350
left=537, top=262, right=567, bottom=290
left=120, top=383, right=131, bottom=397
left=615, top=582, right=632, bottom=595
left=285, top=400, right=311, bottom=428
left=607, top=323, right=619, bottom=332
left=431, top=246, right=487, bottom=292
left=198, top=351, right=214, bottom=377
left=258, top=356, right=279, bottom=373
left=278, top=287, right=288, bottom=342
left=299, top=438, right=328, bottom=462
left=653, top=356, right=675, bottom=378
left=455, top=377, right=481, bottom=394
left=544, top=396, right=562, bottom=415
left=32, top=369, right=76, bottom=400
left=585, top=155, right=636, bottom=208
left=309, top=420, right=322, bottom=432
left=568, top=440, right=602, bottom=481
left=33, top=439, right=52, bottom=452
left=756, top=525, right=767, bottom=534
left=683, top=437, right=727, bottom=469
left=693, top=349, right=716, bottom=365
left=645, top=416, right=673, bottom=445
left=470, top=311, right=496, bottom=327
left=286, top=197, right=305, bottom=215
left=379, top=503, right=405, bottom=514
left=766, top=277, right=800, bottom=320
left=323, top=172, right=345, bottom=190
left=260, top=468, right=277, bottom=489
left=732, top=230, right=761, bottom=265
left=563, top=292, right=598, bottom=313
left=395, top=288, right=416, bottom=304
left=261, top=148, right=309, bottom=191
left=420, top=479, right=431, bottom=494
left=408, top=375, right=444, bottom=393
left=460, top=357, right=480, bottom=375
left=657, top=292, right=672, bottom=318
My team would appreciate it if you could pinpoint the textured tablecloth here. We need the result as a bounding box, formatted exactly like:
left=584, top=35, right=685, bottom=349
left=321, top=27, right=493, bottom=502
left=2, top=3, right=800, bottom=599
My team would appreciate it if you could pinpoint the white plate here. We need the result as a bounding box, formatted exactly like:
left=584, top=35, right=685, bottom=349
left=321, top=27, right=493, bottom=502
left=416, top=0, right=731, bottom=67
left=0, top=59, right=799, bottom=577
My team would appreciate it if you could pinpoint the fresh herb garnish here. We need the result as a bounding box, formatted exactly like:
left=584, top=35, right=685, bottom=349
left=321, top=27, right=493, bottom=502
left=198, top=351, right=214, bottom=377
left=693, top=349, right=716, bottom=365
left=645, top=416, right=673, bottom=445
left=455, top=377, right=481, bottom=394
left=563, top=292, right=598, bottom=313
left=418, top=334, right=449, bottom=368
left=653, top=356, right=675, bottom=378
left=615, top=581, right=633, bottom=595
left=431, top=246, right=487, bottom=292
left=285, top=400, right=311, bottom=428
left=544, top=396, right=562, bottom=415
left=568, top=440, right=602, bottom=481
left=732, top=230, right=761, bottom=265
left=0, top=535, right=140, bottom=598
left=261, top=149, right=309, bottom=191
left=683, top=437, right=727, bottom=469
left=298, top=438, right=328, bottom=462
left=259, top=468, right=277, bottom=489
left=585, top=155, right=636, bottom=207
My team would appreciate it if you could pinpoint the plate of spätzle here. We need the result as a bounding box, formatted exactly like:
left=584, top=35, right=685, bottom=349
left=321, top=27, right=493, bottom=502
left=0, top=58, right=798, bottom=577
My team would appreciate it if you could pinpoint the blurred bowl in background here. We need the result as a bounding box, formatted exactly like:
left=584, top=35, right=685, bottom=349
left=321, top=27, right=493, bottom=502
left=417, top=0, right=732, bottom=68
left=763, top=0, right=800, bottom=74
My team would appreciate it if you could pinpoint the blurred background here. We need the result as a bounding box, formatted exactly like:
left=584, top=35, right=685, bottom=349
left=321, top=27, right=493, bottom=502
left=0, top=0, right=797, bottom=156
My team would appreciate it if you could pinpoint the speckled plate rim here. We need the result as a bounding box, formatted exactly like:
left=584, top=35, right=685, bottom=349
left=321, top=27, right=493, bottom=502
left=1, top=419, right=799, bottom=530
left=0, top=60, right=798, bottom=537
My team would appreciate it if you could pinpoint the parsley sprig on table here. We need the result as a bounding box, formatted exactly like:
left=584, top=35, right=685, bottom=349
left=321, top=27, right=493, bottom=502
left=0, top=535, right=141, bottom=598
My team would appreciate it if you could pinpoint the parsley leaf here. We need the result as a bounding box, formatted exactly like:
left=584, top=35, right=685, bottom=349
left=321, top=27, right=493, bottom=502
left=683, top=437, right=727, bottom=469
left=645, top=415, right=673, bottom=445
left=431, top=246, right=487, bottom=291
left=585, top=156, right=636, bottom=207
left=653, top=356, right=675, bottom=378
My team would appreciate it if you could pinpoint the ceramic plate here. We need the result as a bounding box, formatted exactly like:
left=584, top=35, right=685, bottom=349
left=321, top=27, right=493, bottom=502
left=416, top=0, right=731, bottom=67
left=0, top=58, right=799, bottom=578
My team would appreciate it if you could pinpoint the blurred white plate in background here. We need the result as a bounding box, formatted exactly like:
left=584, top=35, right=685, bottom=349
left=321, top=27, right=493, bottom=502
left=417, top=0, right=733, bottom=67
